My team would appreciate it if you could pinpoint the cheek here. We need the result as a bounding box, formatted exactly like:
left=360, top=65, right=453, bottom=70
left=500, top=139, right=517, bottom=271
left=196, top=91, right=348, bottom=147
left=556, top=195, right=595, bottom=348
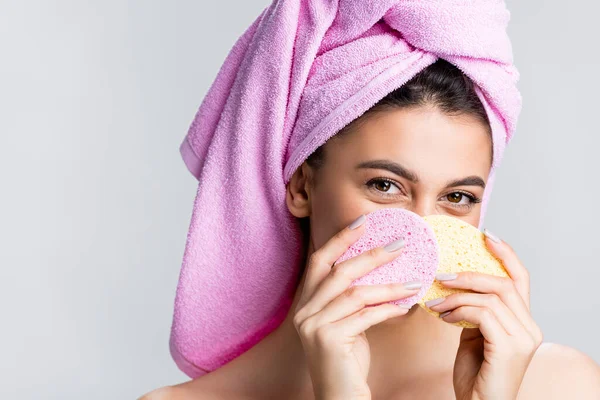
left=463, top=212, right=481, bottom=229
left=309, top=181, right=368, bottom=250
left=452, top=201, right=482, bottom=228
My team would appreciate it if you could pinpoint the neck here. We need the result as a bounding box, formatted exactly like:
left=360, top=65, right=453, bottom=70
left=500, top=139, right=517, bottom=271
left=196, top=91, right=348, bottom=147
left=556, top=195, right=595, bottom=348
left=227, top=238, right=463, bottom=396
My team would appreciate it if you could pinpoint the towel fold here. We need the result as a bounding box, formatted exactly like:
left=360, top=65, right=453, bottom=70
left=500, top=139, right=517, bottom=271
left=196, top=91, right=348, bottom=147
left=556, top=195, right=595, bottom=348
left=171, top=0, right=522, bottom=377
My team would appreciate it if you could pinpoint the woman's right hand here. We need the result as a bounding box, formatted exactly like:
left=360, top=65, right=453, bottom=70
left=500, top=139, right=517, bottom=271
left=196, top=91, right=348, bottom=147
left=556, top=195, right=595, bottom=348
left=292, top=214, right=423, bottom=400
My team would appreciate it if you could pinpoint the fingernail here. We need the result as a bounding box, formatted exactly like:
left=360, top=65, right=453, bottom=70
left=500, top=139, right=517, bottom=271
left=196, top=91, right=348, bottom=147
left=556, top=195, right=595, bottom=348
left=425, top=297, right=445, bottom=307
left=348, top=214, right=366, bottom=230
left=436, top=273, right=457, bottom=281
left=439, top=311, right=452, bottom=318
left=384, top=238, right=405, bottom=252
left=403, top=280, right=422, bottom=290
left=398, top=303, right=413, bottom=309
left=483, top=228, right=501, bottom=243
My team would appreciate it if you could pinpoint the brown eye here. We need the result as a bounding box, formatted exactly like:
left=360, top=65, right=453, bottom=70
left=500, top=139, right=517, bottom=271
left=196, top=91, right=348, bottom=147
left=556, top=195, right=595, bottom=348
left=447, top=192, right=463, bottom=203
left=442, top=191, right=482, bottom=210
left=366, top=178, right=401, bottom=196
left=375, top=181, right=391, bottom=192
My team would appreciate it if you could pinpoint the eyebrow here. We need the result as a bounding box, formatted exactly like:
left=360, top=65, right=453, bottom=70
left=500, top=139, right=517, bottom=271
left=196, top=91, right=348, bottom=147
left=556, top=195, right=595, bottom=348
left=355, top=159, right=486, bottom=189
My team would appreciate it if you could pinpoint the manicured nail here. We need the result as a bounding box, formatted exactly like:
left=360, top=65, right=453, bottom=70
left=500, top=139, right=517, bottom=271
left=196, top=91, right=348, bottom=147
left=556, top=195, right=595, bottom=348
left=425, top=297, right=445, bottom=307
left=439, top=311, right=452, bottom=318
left=483, top=228, right=501, bottom=243
left=403, top=280, right=422, bottom=290
left=436, top=273, right=457, bottom=281
left=384, top=238, right=405, bottom=252
left=348, top=214, right=366, bottom=230
left=398, top=303, right=412, bottom=309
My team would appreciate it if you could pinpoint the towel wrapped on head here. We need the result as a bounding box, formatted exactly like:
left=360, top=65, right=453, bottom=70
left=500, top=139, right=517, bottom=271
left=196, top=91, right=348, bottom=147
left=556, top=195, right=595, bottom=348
left=171, top=0, right=522, bottom=377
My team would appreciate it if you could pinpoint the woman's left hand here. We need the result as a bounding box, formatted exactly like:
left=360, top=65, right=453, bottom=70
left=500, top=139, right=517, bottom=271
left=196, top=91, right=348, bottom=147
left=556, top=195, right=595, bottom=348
left=426, top=229, right=544, bottom=400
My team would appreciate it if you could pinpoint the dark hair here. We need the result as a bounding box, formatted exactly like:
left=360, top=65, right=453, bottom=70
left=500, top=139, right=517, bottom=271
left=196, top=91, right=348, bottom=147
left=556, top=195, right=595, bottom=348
left=305, top=58, right=492, bottom=171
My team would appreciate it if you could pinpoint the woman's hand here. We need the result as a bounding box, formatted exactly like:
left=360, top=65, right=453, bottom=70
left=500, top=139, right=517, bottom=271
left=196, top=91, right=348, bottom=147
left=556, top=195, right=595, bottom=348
left=293, top=214, right=421, bottom=400
left=426, top=229, right=544, bottom=400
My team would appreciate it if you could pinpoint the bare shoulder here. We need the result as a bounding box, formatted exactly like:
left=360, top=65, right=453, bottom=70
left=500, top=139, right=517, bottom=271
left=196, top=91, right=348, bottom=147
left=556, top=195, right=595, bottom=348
left=137, top=386, right=183, bottom=400
left=137, top=381, right=221, bottom=400
left=137, top=371, right=245, bottom=400
left=518, top=342, right=600, bottom=399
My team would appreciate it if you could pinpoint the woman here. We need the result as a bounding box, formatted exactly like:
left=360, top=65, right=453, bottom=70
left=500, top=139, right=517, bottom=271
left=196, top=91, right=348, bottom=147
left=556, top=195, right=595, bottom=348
left=141, top=1, right=600, bottom=398
left=142, top=59, right=600, bottom=400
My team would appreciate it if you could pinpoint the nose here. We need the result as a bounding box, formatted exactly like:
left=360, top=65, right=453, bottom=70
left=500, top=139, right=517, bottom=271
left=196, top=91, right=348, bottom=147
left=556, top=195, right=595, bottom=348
left=408, top=199, right=437, bottom=219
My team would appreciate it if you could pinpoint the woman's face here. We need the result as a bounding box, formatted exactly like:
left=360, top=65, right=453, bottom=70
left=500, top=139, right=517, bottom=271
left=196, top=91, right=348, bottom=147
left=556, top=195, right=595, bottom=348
left=287, top=105, right=492, bottom=252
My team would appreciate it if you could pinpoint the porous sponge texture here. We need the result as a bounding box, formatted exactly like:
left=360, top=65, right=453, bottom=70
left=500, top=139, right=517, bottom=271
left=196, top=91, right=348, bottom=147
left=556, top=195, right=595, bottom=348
left=335, top=208, right=439, bottom=308
left=418, top=215, right=509, bottom=328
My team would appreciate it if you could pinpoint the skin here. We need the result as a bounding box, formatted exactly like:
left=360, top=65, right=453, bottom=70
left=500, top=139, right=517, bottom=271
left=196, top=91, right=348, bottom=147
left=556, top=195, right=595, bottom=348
left=140, top=106, right=600, bottom=399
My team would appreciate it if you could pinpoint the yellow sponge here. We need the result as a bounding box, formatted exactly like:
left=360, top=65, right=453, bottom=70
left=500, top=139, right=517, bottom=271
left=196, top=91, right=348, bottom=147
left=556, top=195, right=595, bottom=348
left=417, top=215, right=509, bottom=328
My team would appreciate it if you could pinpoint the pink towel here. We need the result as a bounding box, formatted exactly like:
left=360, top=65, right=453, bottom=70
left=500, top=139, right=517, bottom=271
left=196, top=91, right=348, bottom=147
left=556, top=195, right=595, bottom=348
left=170, top=0, right=522, bottom=377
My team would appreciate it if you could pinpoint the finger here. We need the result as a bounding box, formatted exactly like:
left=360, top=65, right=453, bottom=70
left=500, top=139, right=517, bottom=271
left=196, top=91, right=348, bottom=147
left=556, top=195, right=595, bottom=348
left=483, top=229, right=531, bottom=308
left=302, top=214, right=367, bottom=300
left=440, top=305, right=506, bottom=343
left=313, top=282, right=419, bottom=325
left=336, top=303, right=409, bottom=337
left=300, top=240, right=407, bottom=319
left=437, top=271, right=538, bottom=339
left=427, top=292, right=525, bottom=336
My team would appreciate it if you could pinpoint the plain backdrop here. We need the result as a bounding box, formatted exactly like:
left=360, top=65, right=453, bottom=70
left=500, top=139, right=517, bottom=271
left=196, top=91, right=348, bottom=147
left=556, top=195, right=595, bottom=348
left=1, top=0, right=598, bottom=398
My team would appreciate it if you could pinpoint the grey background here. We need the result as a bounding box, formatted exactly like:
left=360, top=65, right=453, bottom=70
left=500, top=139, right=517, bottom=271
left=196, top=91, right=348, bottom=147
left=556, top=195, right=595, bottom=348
left=1, top=0, right=598, bottom=399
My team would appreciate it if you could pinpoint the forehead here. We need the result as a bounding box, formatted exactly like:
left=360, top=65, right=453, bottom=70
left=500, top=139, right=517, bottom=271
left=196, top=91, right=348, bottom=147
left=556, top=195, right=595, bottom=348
left=327, top=106, right=492, bottom=179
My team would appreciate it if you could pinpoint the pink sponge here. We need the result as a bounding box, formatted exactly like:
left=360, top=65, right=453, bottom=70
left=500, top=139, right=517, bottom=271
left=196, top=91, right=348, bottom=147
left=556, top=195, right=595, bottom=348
left=335, top=208, right=439, bottom=307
